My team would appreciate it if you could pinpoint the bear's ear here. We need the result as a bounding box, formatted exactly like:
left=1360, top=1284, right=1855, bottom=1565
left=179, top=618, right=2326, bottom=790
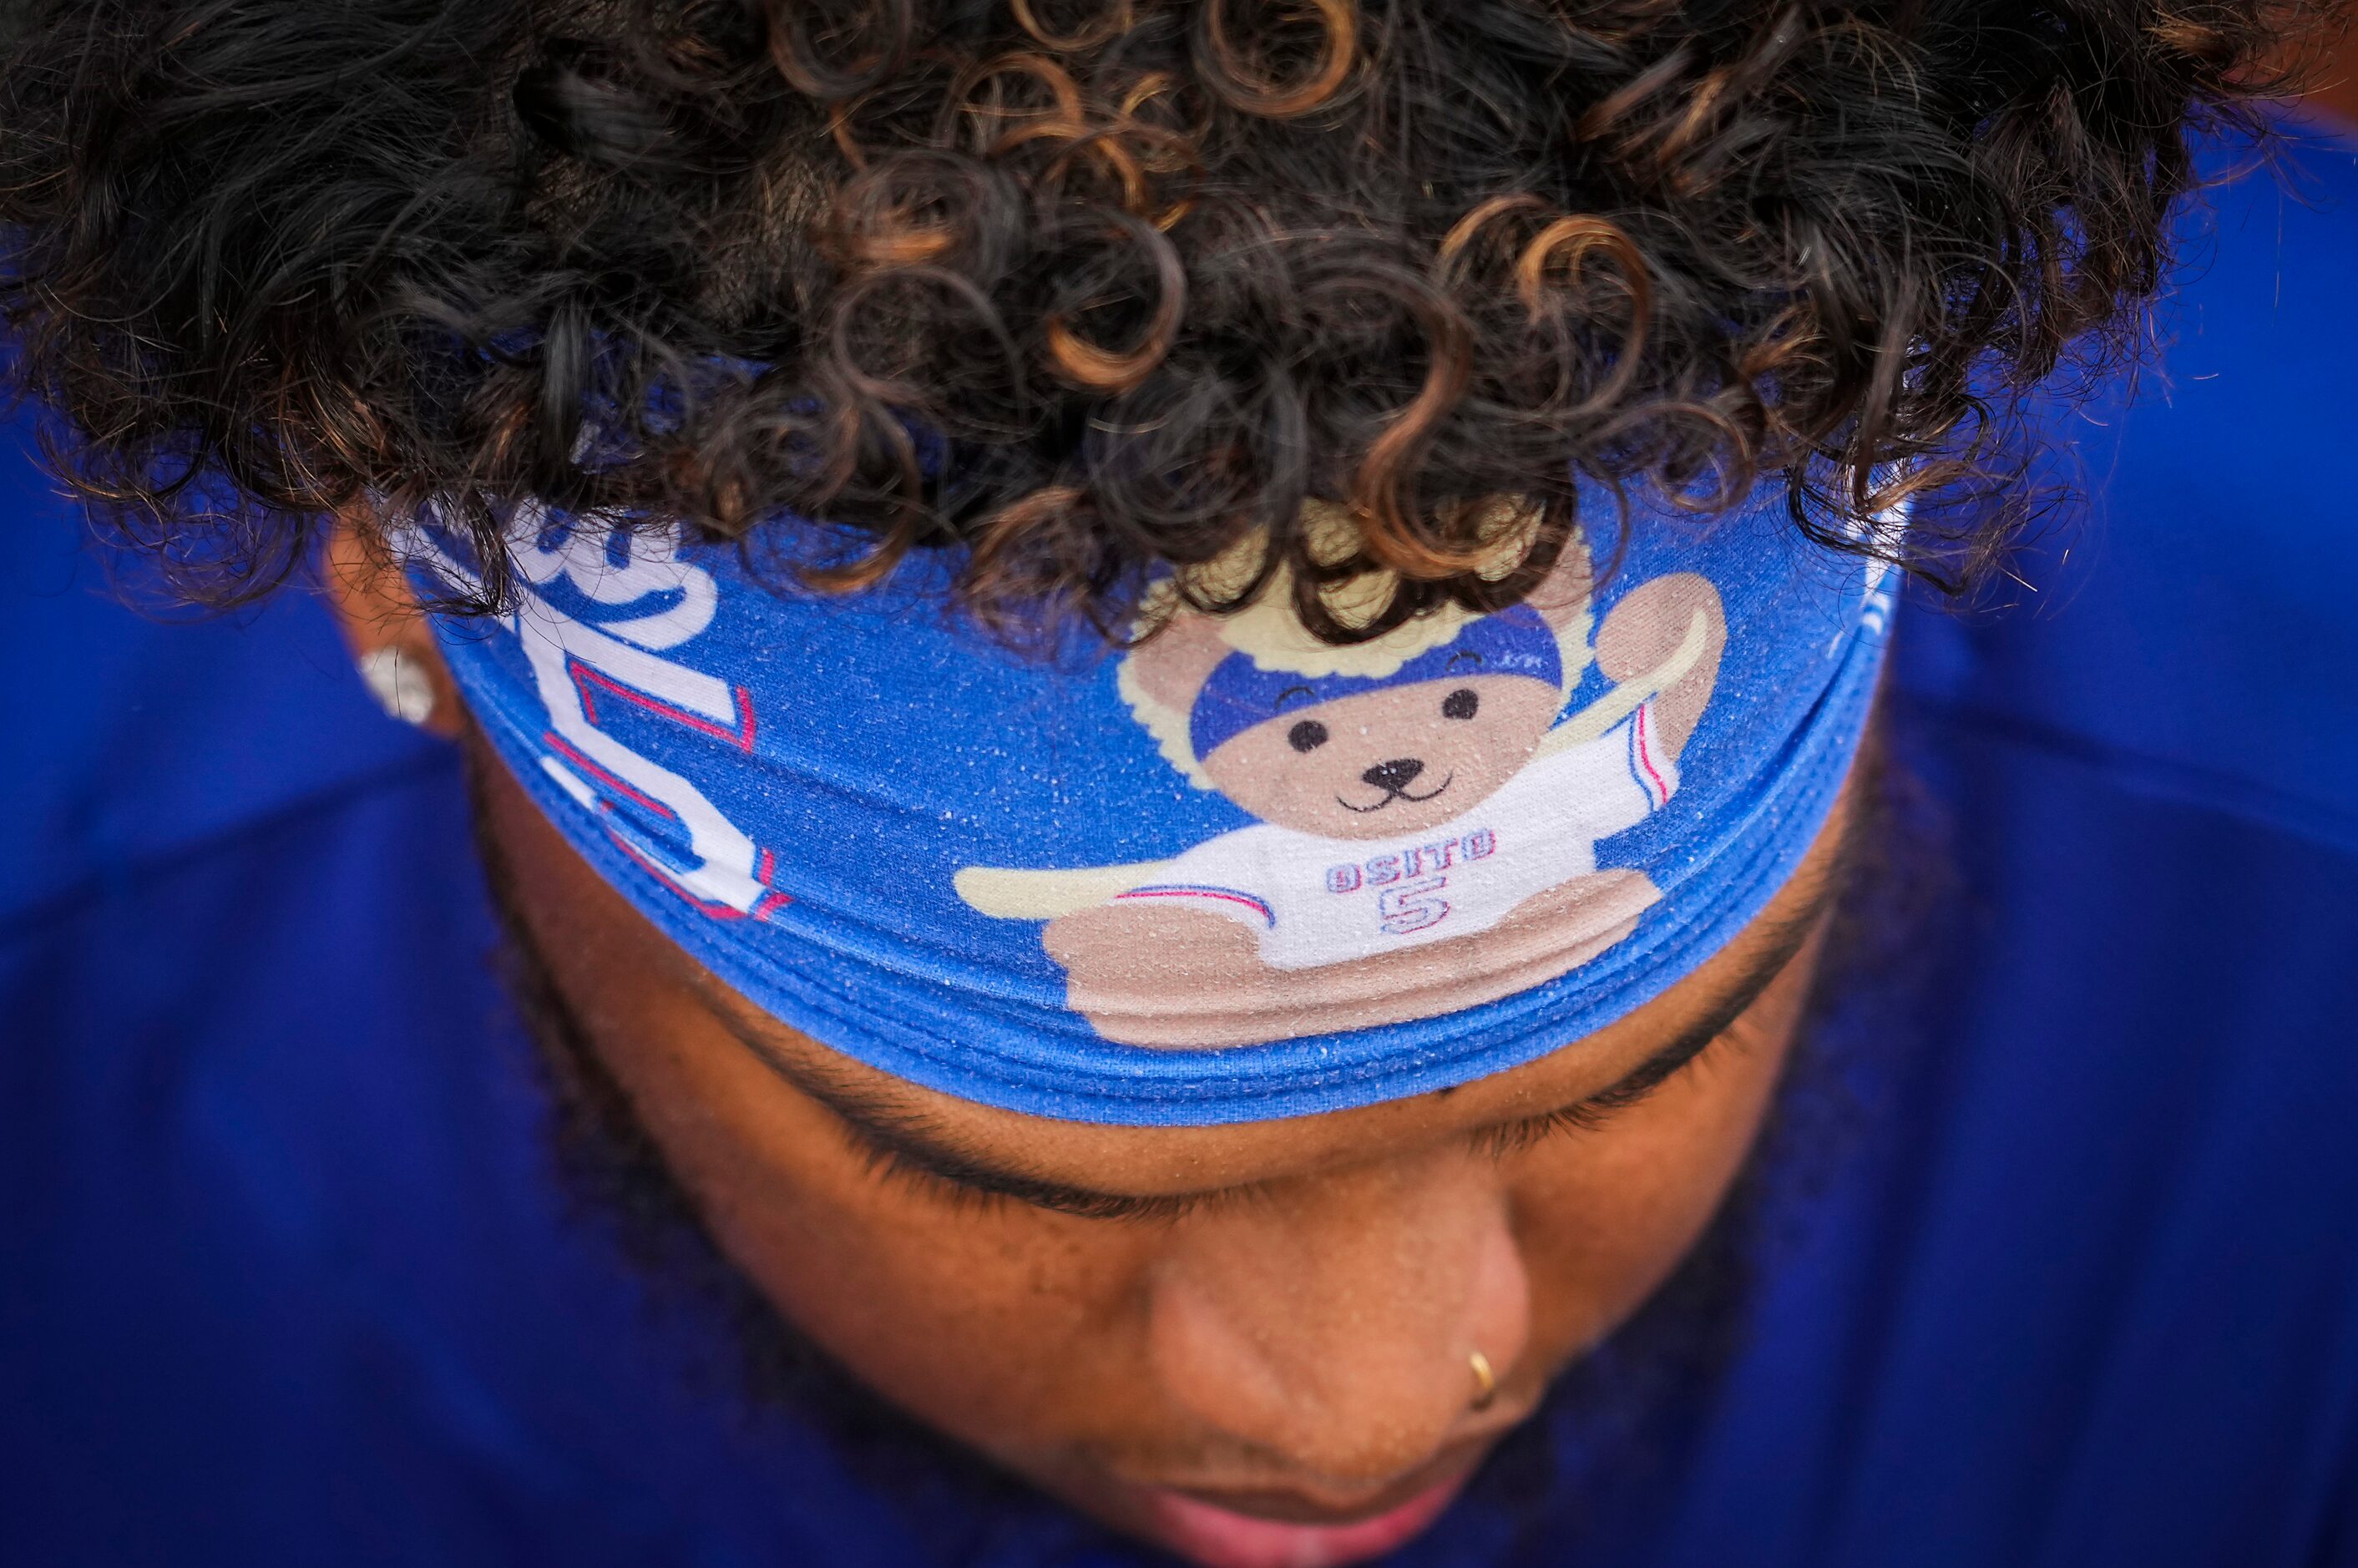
left=1522, top=529, right=1596, bottom=633
left=1124, top=608, right=1235, bottom=716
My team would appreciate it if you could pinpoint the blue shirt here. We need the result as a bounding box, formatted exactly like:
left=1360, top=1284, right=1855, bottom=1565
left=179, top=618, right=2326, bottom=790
left=6, top=119, right=2356, bottom=1566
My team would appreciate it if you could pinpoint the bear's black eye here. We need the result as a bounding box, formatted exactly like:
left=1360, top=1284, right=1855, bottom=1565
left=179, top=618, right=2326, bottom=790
left=1288, top=719, right=1329, bottom=752
left=1442, top=687, right=1480, bottom=721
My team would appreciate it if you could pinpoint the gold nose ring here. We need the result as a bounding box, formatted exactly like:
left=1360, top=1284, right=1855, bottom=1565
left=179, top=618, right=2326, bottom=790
left=1468, top=1349, right=1499, bottom=1411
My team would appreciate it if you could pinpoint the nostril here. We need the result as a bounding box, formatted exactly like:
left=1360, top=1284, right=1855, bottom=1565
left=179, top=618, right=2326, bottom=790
left=1362, top=757, right=1425, bottom=792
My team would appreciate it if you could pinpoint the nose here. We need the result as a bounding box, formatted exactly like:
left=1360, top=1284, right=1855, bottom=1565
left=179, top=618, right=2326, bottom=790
left=1145, top=1148, right=1532, bottom=1491
left=1361, top=757, right=1425, bottom=794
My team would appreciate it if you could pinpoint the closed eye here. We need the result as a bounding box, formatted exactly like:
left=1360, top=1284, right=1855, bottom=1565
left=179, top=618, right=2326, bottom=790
left=1470, top=1028, right=1732, bottom=1157
left=853, top=1136, right=1209, bottom=1223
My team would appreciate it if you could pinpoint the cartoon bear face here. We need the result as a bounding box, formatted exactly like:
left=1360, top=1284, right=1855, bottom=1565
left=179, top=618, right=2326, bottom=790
left=1117, top=504, right=1602, bottom=839
left=1189, top=605, right=1575, bottom=839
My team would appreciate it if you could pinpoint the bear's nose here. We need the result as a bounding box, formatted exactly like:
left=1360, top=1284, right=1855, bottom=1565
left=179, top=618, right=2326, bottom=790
left=1362, top=758, right=1425, bottom=794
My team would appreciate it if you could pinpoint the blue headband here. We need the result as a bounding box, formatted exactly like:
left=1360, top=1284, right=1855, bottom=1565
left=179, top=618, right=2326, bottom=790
left=1187, top=603, right=1566, bottom=760
left=412, top=488, right=1894, bottom=1126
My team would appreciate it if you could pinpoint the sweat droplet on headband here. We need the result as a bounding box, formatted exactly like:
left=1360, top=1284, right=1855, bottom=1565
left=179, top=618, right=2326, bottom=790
left=410, top=487, right=1895, bottom=1126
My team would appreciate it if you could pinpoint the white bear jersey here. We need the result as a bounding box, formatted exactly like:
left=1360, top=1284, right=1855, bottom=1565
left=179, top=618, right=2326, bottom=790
left=1120, top=705, right=1677, bottom=971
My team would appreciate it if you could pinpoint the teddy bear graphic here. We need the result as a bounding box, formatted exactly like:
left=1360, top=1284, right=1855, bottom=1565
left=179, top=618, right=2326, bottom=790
left=955, top=502, right=1727, bottom=1049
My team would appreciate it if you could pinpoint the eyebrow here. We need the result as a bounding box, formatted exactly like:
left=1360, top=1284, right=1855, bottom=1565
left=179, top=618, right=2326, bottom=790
left=713, top=842, right=1849, bottom=1223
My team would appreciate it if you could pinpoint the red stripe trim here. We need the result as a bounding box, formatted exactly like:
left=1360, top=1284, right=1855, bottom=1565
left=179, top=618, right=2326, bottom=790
left=565, top=655, right=756, bottom=752
left=552, top=731, right=788, bottom=925
left=544, top=731, right=678, bottom=822
left=754, top=848, right=790, bottom=920
left=607, top=829, right=753, bottom=921
left=1632, top=704, right=1670, bottom=805
left=1116, top=885, right=1277, bottom=928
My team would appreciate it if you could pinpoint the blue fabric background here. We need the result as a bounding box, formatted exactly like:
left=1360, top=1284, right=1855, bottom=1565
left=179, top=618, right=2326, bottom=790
left=3, top=116, right=2355, bottom=1565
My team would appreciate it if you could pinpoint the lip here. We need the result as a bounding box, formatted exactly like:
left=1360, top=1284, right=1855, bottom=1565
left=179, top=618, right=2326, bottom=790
left=1135, top=1468, right=1475, bottom=1568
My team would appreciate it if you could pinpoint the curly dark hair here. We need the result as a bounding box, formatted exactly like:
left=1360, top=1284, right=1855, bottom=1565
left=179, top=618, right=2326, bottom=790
left=0, top=0, right=2331, bottom=640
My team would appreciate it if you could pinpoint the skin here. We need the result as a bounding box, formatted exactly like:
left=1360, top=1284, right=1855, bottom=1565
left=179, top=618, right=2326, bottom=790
left=2323, top=32, right=2358, bottom=124
left=326, top=529, right=1857, bottom=1565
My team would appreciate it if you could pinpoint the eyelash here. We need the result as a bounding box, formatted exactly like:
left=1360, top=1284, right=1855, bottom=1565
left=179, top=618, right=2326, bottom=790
left=849, top=1033, right=1729, bottom=1223
left=853, top=1137, right=1205, bottom=1225
left=1470, top=1029, right=1733, bottom=1160
left=856, top=1141, right=1004, bottom=1213
left=1469, top=1099, right=1617, bottom=1157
